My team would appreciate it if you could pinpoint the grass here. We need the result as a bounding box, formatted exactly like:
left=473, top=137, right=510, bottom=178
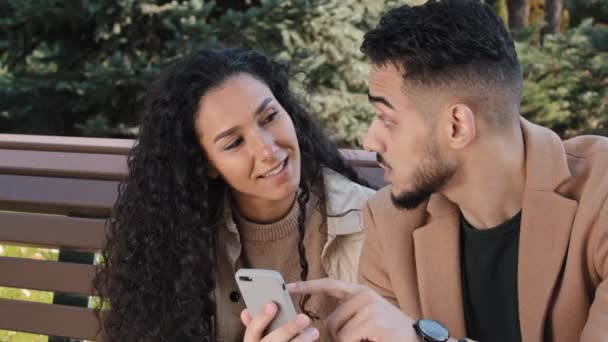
left=0, top=330, right=48, bottom=342
left=0, top=244, right=59, bottom=342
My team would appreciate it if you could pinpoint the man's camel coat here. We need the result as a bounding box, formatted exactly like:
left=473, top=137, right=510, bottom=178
left=359, top=118, right=608, bottom=341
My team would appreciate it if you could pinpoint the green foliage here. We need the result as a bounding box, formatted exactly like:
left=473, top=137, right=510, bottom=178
left=518, top=19, right=608, bottom=138
left=0, top=244, right=56, bottom=341
left=567, top=0, right=608, bottom=26
left=1, top=0, right=606, bottom=145
left=485, top=0, right=509, bottom=27
left=0, top=0, right=401, bottom=144
left=201, top=0, right=401, bottom=145
left=0, top=0, right=219, bottom=137
left=586, top=26, right=608, bottom=51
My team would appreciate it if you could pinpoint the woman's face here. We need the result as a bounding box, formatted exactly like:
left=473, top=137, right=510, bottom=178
left=195, top=73, right=301, bottom=208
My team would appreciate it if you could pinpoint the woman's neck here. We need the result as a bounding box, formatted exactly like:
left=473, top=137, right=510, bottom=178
left=231, top=191, right=298, bottom=224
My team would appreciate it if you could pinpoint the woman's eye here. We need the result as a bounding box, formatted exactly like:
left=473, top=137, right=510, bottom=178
left=225, top=137, right=243, bottom=150
left=262, top=111, right=279, bottom=125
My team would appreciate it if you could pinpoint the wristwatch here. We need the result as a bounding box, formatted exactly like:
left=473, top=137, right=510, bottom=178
left=413, top=319, right=450, bottom=342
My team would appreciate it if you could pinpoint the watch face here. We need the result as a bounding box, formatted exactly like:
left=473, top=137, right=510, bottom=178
left=418, top=319, right=449, bottom=341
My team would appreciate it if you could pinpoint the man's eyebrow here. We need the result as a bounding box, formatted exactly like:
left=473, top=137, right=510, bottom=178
left=213, top=97, right=274, bottom=143
left=367, top=92, right=395, bottom=110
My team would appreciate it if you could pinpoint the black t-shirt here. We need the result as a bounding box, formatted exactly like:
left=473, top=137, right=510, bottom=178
left=460, top=211, right=523, bottom=342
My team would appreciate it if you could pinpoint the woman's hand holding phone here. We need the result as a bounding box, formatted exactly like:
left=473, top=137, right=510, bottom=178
left=235, top=269, right=319, bottom=342
left=241, top=303, right=319, bottom=342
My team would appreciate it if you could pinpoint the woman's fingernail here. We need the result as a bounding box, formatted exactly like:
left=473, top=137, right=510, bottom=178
left=286, top=283, right=297, bottom=290
left=304, top=328, right=319, bottom=339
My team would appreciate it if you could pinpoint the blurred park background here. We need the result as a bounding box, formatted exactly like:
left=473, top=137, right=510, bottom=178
left=0, top=0, right=607, bottom=341
left=1, top=0, right=607, bottom=148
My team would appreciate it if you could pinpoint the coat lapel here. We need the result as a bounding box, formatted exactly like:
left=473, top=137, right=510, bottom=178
left=410, top=118, right=577, bottom=340
left=517, top=119, right=578, bottom=341
left=413, top=195, right=467, bottom=337
left=518, top=191, right=577, bottom=341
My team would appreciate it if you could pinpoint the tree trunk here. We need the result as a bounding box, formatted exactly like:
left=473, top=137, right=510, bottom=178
left=544, top=0, right=564, bottom=35
left=507, top=0, right=531, bottom=31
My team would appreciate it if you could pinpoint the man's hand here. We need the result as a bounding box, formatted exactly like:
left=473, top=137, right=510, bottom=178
left=287, top=278, right=418, bottom=342
left=241, top=302, right=320, bottom=342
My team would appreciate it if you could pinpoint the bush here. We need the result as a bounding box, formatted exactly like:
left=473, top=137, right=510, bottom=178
left=567, top=0, right=608, bottom=26
left=518, top=19, right=608, bottom=138
left=1, top=0, right=606, bottom=146
left=0, top=0, right=400, bottom=146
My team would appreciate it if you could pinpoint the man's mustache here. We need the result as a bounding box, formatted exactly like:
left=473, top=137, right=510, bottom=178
left=377, top=153, right=391, bottom=169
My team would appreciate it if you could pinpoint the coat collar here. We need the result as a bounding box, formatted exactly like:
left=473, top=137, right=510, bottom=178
left=220, top=168, right=373, bottom=267
left=323, top=168, right=374, bottom=236
left=222, top=168, right=371, bottom=236
left=412, top=118, right=578, bottom=340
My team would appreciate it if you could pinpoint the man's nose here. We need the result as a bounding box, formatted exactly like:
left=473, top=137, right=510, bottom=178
left=362, top=119, right=386, bottom=153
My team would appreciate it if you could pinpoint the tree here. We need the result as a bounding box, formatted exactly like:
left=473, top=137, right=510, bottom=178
left=544, top=0, right=565, bottom=35
left=1, top=0, right=606, bottom=147
left=567, top=0, right=608, bottom=26
left=0, top=0, right=403, bottom=146
left=517, top=20, right=608, bottom=138
left=507, top=0, right=531, bottom=30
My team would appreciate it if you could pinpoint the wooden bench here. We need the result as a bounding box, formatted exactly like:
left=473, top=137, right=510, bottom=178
left=0, top=133, right=384, bottom=341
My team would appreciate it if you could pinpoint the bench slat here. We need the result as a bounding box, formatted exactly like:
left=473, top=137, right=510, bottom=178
left=0, top=134, right=377, bottom=168
left=0, top=133, right=133, bottom=155
left=0, top=134, right=383, bottom=341
left=0, top=174, right=118, bottom=216
left=353, top=166, right=386, bottom=190
left=0, top=211, right=105, bottom=251
left=0, top=298, right=102, bottom=340
left=340, top=149, right=378, bottom=167
left=0, top=257, right=97, bottom=296
left=0, top=148, right=127, bottom=180
left=0, top=171, right=382, bottom=216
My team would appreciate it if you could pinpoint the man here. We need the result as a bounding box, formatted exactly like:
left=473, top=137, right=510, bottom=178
left=242, top=1, right=608, bottom=341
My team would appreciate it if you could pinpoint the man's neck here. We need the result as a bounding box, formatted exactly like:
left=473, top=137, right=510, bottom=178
left=442, top=127, right=526, bottom=229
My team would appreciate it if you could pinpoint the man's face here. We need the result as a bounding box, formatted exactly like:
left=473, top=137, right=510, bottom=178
left=363, top=64, right=456, bottom=210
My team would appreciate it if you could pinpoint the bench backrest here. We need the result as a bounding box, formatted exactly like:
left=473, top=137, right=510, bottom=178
left=0, top=134, right=384, bottom=340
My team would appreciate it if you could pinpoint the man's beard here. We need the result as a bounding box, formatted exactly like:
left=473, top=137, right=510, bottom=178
left=390, top=143, right=456, bottom=210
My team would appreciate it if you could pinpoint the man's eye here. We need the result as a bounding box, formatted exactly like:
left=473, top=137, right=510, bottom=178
left=262, top=111, right=279, bottom=125
left=383, top=118, right=393, bottom=128
left=377, top=113, right=392, bottom=128
left=225, top=137, right=243, bottom=150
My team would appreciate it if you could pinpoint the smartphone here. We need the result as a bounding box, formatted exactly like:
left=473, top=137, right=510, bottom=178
left=235, top=268, right=298, bottom=333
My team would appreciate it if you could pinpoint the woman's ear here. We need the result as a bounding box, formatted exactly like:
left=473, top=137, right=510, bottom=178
left=207, top=167, right=220, bottom=179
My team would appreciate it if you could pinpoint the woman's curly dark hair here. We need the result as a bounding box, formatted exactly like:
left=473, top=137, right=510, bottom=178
left=93, top=47, right=367, bottom=341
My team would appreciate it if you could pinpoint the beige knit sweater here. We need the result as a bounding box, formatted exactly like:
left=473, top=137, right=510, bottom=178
left=230, top=191, right=334, bottom=341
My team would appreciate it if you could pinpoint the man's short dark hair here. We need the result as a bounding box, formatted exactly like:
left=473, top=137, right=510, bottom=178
left=361, top=0, right=523, bottom=126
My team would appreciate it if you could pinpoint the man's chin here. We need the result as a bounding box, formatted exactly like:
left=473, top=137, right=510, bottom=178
left=390, top=187, right=431, bottom=210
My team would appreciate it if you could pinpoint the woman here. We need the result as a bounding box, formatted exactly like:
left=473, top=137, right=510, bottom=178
left=93, top=47, right=375, bottom=341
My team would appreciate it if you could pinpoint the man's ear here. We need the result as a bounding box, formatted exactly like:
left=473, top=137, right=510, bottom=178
left=443, top=103, right=476, bottom=150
